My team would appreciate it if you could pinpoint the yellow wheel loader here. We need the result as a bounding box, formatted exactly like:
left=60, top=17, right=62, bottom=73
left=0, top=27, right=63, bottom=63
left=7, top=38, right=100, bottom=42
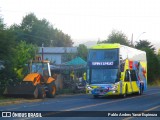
left=3, top=60, right=56, bottom=99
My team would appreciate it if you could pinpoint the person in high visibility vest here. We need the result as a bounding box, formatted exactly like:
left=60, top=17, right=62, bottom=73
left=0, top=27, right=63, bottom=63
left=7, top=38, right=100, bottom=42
left=83, top=72, right=87, bottom=85
left=70, top=71, right=75, bottom=80
left=83, top=72, right=86, bottom=81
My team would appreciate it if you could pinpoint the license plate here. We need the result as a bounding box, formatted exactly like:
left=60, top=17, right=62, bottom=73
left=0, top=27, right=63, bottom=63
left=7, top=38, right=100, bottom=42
left=99, top=92, right=105, bottom=95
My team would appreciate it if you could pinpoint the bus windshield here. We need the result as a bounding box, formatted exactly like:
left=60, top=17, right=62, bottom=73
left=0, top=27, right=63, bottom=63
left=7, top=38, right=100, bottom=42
left=88, top=49, right=118, bottom=62
left=90, top=69, right=118, bottom=84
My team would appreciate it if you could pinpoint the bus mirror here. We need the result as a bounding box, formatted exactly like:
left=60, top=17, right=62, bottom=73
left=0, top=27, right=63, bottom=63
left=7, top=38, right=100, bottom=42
left=119, top=72, right=124, bottom=80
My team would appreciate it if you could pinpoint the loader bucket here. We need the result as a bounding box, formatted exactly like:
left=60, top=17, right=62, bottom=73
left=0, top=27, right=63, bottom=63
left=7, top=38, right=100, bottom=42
left=3, top=81, right=38, bottom=98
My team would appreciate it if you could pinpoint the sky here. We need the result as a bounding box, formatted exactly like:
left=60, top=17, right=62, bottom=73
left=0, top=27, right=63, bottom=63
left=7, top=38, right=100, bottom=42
left=0, top=0, right=160, bottom=46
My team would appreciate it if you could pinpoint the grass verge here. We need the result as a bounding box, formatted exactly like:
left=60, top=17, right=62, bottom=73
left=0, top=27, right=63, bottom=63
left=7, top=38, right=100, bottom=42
left=148, top=79, right=160, bottom=87
left=0, top=96, right=42, bottom=106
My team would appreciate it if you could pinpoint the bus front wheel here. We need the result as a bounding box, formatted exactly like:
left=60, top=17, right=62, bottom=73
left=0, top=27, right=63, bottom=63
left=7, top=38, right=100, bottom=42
left=121, top=85, right=127, bottom=98
left=93, top=95, right=99, bottom=98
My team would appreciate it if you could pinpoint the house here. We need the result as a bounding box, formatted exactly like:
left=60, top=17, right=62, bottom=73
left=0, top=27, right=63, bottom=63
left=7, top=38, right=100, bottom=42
left=38, top=47, right=77, bottom=64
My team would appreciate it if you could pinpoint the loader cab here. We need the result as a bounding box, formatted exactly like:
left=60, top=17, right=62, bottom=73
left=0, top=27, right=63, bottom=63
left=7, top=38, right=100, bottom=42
left=30, top=60, right=51, bottom=78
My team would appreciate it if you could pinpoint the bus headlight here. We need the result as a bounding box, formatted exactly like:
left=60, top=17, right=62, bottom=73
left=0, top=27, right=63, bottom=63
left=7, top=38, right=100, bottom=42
left=87, top=86, right=92, bottom=90
left=111, top=85, right=118, bottom=90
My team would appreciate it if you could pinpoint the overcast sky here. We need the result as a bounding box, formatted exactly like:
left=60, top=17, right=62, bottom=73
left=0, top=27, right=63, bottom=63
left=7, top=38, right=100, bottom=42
left=0, top=0, right=160, bottom=45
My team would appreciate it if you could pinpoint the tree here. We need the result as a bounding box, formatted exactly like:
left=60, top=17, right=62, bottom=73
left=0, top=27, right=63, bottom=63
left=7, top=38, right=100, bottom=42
left=157, top=48, right=160, bottom=77
left=77, top=44, right=88, bottom=61
left=158, top=49, right=160, bottom=55
left=53, top=29, right=73, bottom=47
left=13, top=41, right=37, bottom=79
left=158, top=49, right=160, bottom=62
left=0, top=17, right=16, bottom=85
left=98, top=30, right=130, bottom=46
left=135, top=40, right=155, bottom=51
left=10, top=13, right=73, bottom=47
left=14, top=41, right=36, bottom=68
left=0, top=17, right=5, bottom=29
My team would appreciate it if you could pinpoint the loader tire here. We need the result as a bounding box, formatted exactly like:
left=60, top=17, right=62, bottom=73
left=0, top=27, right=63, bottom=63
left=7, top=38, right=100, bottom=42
left=46, top=82, right=56, bottom=98
left=38, top=86, right=46, bottom=99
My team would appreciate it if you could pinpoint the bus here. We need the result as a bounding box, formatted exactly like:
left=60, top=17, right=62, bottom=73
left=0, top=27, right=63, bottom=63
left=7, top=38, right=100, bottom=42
left=86, top=43, right=147, bottom=98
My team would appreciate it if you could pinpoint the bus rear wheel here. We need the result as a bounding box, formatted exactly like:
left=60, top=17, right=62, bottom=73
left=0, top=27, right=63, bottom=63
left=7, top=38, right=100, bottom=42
left=137, top=84, right=143, bottom=95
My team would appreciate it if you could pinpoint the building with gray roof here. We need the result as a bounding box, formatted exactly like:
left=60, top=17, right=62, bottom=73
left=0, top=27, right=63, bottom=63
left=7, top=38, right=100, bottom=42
left=38, top=47, right=77, bottom=64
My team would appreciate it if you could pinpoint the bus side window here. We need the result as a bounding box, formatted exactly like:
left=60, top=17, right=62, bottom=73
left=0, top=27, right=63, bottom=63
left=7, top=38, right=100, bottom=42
left=130, top=70, right=137, bottom=81
left=124, top=70, right=129, bottom=82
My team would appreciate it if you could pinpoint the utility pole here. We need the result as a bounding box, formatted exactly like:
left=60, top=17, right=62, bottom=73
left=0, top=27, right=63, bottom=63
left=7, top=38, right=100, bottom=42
left=42, top=43, right=44, bottom=61
left=131, top=32, right=146, bottom=46
left=131, top=33, right=133, bottom=46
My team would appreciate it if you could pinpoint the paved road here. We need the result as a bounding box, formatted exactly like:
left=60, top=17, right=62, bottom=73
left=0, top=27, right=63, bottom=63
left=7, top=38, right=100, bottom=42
left=1, top=86, right=160, bottom=120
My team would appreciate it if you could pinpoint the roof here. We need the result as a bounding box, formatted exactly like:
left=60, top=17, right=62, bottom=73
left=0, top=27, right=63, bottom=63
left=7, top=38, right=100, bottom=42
left=65, top=57, right=87, bottom=66
left=38, top=47, right=77, bottom=54
left=50, top=57, right=87, bottom=70
left=32, top=60, right=50, bottom=63
left=90, top=43, right=120, bottom=49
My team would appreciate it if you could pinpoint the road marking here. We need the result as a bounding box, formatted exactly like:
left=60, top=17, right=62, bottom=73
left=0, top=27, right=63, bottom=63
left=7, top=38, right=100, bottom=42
left=123, top=105, right=160, bottom=120
left=4, top=87, right=160, bottom=111
left=145, top=105, right=160, bottom=111
left=3, top=89, right=160, bottom=119
left=5, top=92, right=160, bottom=111
left=63, top=92, right=160, bottom=111
left=21, top=91, right=160, bottom=119
left=42, top=92, right=160, bottom=117
left=72, top=94, right=159, bottom=111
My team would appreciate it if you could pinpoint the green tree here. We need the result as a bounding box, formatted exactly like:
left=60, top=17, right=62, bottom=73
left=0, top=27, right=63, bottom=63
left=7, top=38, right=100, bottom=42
left=158, top=49, right=160, bottom=63
left=157, top=48, right=160, bottom=77
left=0, top=17, right=16, bottom=85
left=0, top=17, right=5, bottom=29
left=135, top=40, right=155, bottom=51
left=98, top=30, right=130, bottom=46
left=13, top=41, right=37, bottom=79
left=77, top=44, right=88, bottom=61
left=158, top=49, right=160, bottom=55
left=10, top=13, right=73, bottom=47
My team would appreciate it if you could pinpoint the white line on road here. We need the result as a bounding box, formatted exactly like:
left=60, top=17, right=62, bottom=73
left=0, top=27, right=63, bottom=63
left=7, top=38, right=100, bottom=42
left=68, top=92, right=160, bottom=111
left=123, top=105, right=160, bottom=120
left=5, top=87, right=160, bottom=111
left=42, top=91, right=160, bottom=117
left=20, top=91, right=160, bottom=120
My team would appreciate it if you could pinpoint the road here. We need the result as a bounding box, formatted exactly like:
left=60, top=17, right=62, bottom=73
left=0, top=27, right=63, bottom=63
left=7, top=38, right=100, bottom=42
left=0, top=86, right=160, bottom=120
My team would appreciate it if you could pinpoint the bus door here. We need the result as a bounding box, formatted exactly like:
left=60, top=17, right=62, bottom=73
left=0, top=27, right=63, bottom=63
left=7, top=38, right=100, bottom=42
left=130, top=70, right=139, bottom=92
left=124, top=70, right=133, bottom=93
left=124, top=70, right=139, bottom=93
